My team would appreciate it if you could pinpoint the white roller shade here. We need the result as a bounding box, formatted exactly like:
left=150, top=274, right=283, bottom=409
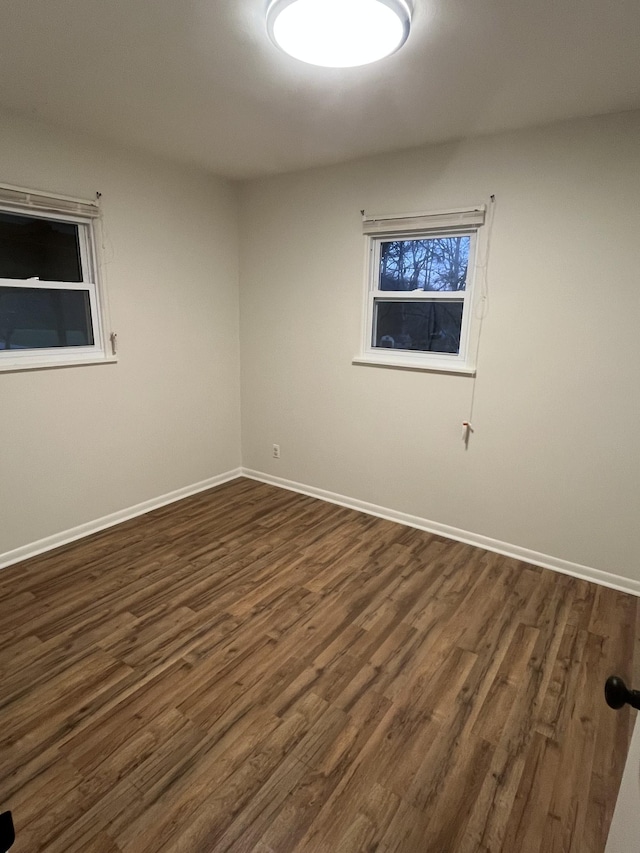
left=362, top=205, right=485, bottom=235
left=0, top=183, right=101, bottom=218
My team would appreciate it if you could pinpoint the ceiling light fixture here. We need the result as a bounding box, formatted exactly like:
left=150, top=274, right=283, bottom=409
left=266, top=0, right=412, bottom=68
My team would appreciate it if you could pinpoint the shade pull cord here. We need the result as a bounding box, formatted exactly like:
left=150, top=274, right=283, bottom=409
left=463, top=193, right=496, bottom=448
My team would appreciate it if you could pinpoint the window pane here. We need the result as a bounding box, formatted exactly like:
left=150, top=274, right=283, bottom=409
left=374, top=300, right=463, bottom=354
left=0, top=212, right=83, bottom=282
left=379, top=236, right=470, bottom=292
left=0, top=286, right=94, bottom=350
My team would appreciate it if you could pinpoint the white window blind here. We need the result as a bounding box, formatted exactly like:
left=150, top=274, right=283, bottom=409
left=0, top=183, right=100, bottom=219
left=362, top=205, right=485, bottom=236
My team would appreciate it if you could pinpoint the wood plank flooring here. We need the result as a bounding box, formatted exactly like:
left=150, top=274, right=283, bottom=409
left=0, top=477, right=637, bottom=852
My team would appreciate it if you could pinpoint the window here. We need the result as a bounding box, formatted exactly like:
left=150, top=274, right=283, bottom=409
left=0, top=184, right=111, bottom=370
left=355, top=206, right=485, bottom=373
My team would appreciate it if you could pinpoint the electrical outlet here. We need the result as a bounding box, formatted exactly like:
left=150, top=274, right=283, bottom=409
left=272, top=444, right=281, bottom=459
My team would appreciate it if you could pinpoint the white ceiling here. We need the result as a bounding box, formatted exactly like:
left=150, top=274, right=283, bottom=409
left=0, top=0, right=638, bottom=179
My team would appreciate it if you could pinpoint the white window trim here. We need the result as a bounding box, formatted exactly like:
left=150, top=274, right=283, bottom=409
left=0, top=184, right=115, bottom=373
left=354, top=205, right=485, bottom=375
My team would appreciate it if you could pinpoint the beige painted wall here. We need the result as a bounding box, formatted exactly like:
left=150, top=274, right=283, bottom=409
left=0, top=111, right=241, bottom=556
left=239, top=111, right=640, bottom=581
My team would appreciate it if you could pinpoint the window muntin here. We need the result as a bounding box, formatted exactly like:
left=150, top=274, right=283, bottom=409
left=0, top=191, right=106, bottom=368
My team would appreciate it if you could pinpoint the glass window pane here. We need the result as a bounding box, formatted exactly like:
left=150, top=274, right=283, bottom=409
left=374, top=300, right=463, bottom=354
left=0, top=286, right=94, bottom=350
left=379, top=236, right=470, bottom=292
left=0, top=212, right=83, bottom=282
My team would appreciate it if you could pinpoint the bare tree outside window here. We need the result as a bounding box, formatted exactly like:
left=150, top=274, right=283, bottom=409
left=379, top=236, right=470, bottom=293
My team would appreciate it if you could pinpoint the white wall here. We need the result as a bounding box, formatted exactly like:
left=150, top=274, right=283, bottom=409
left=239, top=111, right=640, bottom=582
left=0, top=111, right=241, bottom=557
left=606, top=717, right=640, bottom=853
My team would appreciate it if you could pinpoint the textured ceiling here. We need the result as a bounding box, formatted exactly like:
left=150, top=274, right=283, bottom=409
left=0, top=0, right=638, bottom=178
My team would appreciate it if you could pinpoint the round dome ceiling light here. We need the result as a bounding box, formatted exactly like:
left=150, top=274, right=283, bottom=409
left=266, top=0, right=412, bottom=68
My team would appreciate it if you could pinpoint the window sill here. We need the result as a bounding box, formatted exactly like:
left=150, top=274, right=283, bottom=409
left=0, top=355, right=118, bottom=374
left=352, top=355, right=476, bottom=375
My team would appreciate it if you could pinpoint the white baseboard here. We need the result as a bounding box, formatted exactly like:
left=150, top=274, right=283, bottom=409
left=3, top=466, right=637, bottom=599
left=0, top=468, right=243, bottom=571
left=242, top=468, right=640, bottom=598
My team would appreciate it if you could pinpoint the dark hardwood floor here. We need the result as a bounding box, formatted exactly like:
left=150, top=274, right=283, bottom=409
left=0, top=477, right=637, bottom=852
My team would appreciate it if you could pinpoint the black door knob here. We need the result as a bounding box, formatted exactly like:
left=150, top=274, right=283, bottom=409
left=605, top=675, right=640, bottom=711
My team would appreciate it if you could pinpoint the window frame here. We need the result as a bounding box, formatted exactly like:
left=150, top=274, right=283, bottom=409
left=0, top=187, right=114, bottom=372
left=354, top=207, right=484, bottom=375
